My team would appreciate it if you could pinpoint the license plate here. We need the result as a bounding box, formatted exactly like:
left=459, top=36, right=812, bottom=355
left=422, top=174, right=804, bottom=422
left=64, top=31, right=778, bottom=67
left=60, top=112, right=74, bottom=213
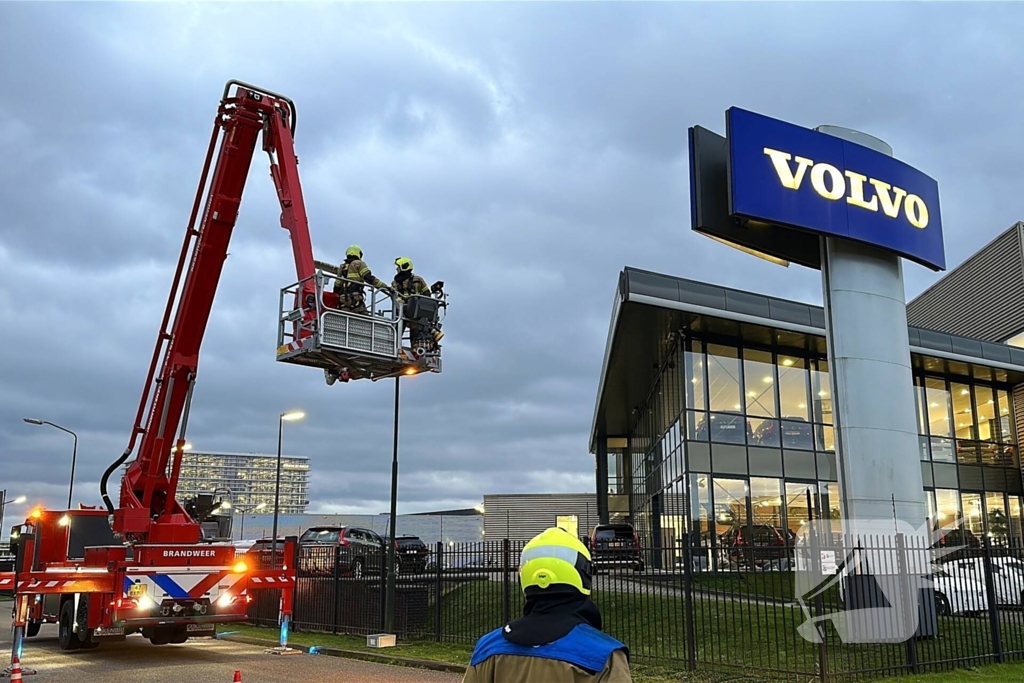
left=128, top=583, right=147, bottom=598
left=187, top=624, right=216, bottom=633
left=611, top=542, right=623, bottom=547
left=93, top=626, right=125, bottom=637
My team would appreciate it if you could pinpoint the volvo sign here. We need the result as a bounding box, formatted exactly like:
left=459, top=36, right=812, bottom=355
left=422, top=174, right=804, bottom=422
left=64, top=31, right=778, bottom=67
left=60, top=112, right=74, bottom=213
left=689, top=107, right=946, bottom=271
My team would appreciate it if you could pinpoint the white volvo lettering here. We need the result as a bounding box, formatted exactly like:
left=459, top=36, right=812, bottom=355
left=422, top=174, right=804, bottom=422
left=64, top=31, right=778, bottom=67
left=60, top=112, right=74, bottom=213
left=763, top=148, right=929, bottom=229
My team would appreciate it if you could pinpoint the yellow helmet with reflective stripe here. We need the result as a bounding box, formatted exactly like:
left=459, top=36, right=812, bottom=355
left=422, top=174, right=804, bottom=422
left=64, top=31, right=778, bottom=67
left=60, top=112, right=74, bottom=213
left=346, top=244, right=363, bottom=259
left=395, top=256, right=414, bottom=272
left=519, top=527, right=592, bottom=595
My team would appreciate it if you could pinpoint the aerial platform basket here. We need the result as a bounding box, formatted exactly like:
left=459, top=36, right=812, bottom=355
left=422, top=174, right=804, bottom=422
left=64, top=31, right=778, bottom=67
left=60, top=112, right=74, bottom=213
left=277, top=271, right=444, bottom=383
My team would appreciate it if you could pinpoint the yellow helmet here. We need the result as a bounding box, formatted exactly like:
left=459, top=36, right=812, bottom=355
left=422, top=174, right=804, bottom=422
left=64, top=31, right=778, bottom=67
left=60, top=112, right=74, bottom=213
left=395, top=256, right=414, bottom=272
left=519, top=527, right=592, bottom=595
left=346, top=245, right=363, bottom=259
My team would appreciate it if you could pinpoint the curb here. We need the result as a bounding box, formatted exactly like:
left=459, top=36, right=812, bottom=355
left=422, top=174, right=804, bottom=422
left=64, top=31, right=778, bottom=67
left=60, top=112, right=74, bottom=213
left=220, top=634, right=468, bottom=675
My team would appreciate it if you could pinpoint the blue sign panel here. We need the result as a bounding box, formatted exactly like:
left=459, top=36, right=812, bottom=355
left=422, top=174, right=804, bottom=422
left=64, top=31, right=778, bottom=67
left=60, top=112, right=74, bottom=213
left=726, top=107, right=945, bottom=271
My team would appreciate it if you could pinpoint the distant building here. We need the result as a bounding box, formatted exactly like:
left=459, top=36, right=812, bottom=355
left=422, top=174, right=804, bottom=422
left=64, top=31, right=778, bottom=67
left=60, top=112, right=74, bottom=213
left=123, top=451, right=311, bottom=514
left=482, top=493, right=599, bottom=542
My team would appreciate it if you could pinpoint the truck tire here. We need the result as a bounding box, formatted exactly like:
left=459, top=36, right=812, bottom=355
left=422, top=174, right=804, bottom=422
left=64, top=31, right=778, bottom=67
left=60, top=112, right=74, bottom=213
left=26, top=621, right=40, bottom=638
left=58, top=601, right=82, bottom=651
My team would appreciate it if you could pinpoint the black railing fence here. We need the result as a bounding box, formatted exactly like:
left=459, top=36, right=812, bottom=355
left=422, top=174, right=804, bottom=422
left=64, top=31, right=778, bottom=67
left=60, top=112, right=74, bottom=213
left=248, top=536, right=1024, bottom=681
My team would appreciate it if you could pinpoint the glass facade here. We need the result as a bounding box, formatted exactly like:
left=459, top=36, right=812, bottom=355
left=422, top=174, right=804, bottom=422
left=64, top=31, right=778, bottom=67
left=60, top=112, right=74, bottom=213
left=621, top=334, right=1024, bottom=562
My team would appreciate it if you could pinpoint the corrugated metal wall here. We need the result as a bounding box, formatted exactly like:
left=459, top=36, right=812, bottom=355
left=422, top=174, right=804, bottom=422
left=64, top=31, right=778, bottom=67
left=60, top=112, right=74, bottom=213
left=906, top=223, right=1024, bottom=341
left=483, top=494, right=599, bottom=542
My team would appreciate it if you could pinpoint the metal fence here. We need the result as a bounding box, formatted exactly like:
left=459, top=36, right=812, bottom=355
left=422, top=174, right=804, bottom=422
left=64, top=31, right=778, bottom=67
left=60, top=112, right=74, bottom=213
left=248, top=536, right=1024, bottom=681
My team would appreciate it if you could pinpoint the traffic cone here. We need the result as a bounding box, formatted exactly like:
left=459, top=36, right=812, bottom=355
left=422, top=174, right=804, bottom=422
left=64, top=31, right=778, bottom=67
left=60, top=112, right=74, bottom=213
left=232, top=670, right=242, bottom=682
left=9, top=654, right=22, bottom=682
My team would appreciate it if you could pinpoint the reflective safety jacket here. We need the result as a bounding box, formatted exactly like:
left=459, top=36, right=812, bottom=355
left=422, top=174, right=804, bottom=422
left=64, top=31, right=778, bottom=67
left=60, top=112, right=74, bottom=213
left=462, top=623, right=632, bottom=683
left=392, top=273, right=430, bottom=300
left=336, top=258, right=386, bottom=290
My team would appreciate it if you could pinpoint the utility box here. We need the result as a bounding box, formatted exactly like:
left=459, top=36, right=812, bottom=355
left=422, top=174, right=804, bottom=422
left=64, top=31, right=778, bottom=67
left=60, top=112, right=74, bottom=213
left=366, top=633, right=396, bottom=648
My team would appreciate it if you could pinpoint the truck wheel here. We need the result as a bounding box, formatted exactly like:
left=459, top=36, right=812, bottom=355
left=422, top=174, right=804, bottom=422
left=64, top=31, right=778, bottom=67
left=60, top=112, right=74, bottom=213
left=149, top=628, right=172, bottom=645
left=58, top=601, right=82, bottom=651
left=26, top=621, right=40, bottom=638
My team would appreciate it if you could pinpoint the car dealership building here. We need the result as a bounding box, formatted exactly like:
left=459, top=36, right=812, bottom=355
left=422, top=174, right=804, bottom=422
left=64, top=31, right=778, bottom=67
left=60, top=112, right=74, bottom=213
left=589, top=109, right=1024, bottom=565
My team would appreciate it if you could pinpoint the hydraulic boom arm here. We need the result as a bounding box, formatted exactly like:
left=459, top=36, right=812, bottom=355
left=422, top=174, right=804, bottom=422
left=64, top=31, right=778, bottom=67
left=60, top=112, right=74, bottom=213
left=99, top=81, right=317, bottom=544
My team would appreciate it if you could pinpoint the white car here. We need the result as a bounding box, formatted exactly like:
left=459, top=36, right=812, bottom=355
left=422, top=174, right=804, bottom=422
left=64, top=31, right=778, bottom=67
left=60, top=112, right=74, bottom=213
left=946, top=556, right=1024, bottom=607
left=928, top=567, right=990, bottom=615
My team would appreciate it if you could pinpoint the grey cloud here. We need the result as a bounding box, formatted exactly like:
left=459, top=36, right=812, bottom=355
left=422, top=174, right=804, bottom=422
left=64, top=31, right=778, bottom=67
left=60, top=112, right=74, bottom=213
left=2, top=3, right=1022, bottom=516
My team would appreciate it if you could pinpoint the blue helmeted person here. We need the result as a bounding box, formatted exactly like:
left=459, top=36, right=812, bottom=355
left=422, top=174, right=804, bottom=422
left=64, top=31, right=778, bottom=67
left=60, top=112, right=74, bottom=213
left=462, top=527, right=632, bottom=682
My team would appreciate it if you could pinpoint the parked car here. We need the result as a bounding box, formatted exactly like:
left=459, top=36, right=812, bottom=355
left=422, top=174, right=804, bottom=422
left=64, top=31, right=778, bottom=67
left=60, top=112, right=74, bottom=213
left=394, top=535, right=429, bottom=574
left=590, top=523, right=644, bottom=572
left=927, top=567, right=990, bottom=616
left=945, top=556, right=1024, bottom=606
left=752, top=417, right=814, bottom=450
left=695, top=411, right=752, bottom=444
left=239, top=538, right=287, bottom=568
left=719, top=524, right=793, bottom=569
left=297, top=526, right=384, bottom=578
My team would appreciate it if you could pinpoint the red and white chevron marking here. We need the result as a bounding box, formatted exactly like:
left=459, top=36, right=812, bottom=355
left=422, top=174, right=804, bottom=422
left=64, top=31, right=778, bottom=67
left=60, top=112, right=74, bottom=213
left=248, top=575, right=294, bottom=586
left=0, top=578, right=79, bottom=591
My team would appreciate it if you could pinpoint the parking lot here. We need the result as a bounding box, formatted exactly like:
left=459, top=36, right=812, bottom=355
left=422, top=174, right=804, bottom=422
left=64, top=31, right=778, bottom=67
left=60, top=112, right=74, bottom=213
left=0, top=608, right=460, bottom=683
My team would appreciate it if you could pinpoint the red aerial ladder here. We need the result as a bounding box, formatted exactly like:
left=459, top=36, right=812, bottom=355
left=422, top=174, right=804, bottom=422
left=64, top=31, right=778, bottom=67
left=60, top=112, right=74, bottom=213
left=0, top=80, right=445, bottom=664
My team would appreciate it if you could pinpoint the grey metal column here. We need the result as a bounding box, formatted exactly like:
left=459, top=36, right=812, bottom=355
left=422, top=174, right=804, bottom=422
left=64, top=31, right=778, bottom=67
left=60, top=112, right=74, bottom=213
left=596, top=436, right=610, bottom=525
left=623, top=435, right=635, bottom=526
left=817, top=127, right=927, bottom=531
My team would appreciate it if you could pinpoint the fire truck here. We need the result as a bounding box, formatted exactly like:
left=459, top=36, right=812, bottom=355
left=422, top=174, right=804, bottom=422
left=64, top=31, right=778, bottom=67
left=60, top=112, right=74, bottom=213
left=1, top=80, right=446, bottom=659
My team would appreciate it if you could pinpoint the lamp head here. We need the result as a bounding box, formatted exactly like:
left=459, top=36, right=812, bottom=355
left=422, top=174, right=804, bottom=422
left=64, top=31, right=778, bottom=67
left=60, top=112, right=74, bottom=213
left=280, top=410, right=305, bottom=421
left=23, top=418, right=43, bottom=425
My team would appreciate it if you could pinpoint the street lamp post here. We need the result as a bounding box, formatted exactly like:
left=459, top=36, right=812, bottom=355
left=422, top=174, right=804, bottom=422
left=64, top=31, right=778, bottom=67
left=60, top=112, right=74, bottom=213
left=0, top=491, right=27, bottom=543
left=272, top=410, right=305, bottom=568
left=23, top=418, right=78, bottom=509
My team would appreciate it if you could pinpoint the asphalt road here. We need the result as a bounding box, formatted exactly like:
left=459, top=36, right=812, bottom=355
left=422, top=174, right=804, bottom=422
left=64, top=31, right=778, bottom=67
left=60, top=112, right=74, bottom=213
left=0, top=610, right=462, bottom=682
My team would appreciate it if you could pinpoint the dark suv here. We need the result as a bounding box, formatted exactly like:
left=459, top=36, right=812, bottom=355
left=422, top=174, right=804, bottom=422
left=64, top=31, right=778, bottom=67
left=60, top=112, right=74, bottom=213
left=298, top=526, right=384, bottom=578
left=695, top=412, right=753, bottom=444
left=752, top=417, right=814, bottom=450
left=394, top=535, right=429, bottom=574
left=590, top=523, right=645, bottom=572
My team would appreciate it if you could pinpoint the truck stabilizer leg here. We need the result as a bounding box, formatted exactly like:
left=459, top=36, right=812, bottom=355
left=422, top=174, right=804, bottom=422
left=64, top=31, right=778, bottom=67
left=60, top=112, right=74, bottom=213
left=6, top=596, right=37, bottom=677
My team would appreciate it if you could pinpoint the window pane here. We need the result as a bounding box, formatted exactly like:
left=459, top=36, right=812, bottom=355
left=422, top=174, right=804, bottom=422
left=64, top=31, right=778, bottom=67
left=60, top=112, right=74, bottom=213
left=930, top=437, right=954, bottom=463
left=1009, top=496, right=1023, bottom=549
left=750, top=478, right=783, bottom=528
left=705, top=412, right=748, bottom=444
left=817, top=425, right=836, bottom=453
left=744, top=349, right=777, bottom=418
left=918, top=435, right=930, bottom=461
left=707, top=344, right=742, bottom=413
left=685, top=342, right=706, bottom=411
left=691, top=474, right=713, bottom=544
left=785, top=482, right=815, bottom=536
left=925, top=377, right=951, bottom=437
left=688, top=411, right=708, bottom=441
left=749, top=418, right=780, bottom=448
left=713, top=477, right=749, bottom=541
left=951, top=382, right=975, bottom=440
left=997, top=389, right=1015, bottom=444
left=811, top=359, right=832, bottom=425
left=934, top=489, right=960, bottom=530
left=778, top=356, right=809, bottom=421
left=827, top=483, right=842, bottom=535
left=986, top=493, right=1009, bottom=545
left=961, top=492, right=984, bottom=540
left=975, top=385, right=997, bottom=442
left=781, top=419, right=814, bottom=450
left=914, top=377, right=928, bottom=435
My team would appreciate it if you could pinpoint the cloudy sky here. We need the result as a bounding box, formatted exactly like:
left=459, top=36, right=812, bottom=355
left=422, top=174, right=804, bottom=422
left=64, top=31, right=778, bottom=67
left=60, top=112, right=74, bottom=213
left=2, top=2, right=1023, bottom=518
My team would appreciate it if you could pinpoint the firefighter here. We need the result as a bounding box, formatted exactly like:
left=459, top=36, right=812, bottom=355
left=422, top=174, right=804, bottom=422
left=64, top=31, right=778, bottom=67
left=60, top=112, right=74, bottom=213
left=392, top=257, right=442, bottom=346
left=333, top=245, right=389, bottom=314
left=461, top=527, right=632, bottom=683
